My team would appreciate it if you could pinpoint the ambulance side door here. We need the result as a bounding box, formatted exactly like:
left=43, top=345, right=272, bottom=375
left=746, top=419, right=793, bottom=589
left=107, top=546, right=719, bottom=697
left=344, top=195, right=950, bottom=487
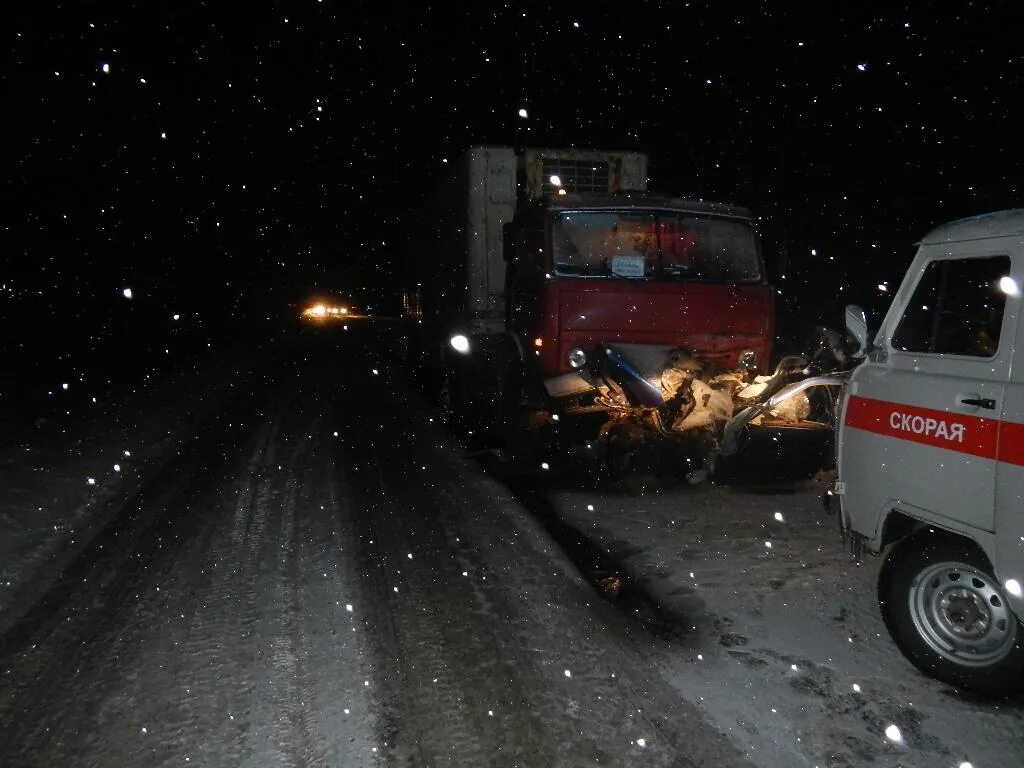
left=845, top=245, right=1014, bottom=534
left=994, top=244, right=1024, bottom=595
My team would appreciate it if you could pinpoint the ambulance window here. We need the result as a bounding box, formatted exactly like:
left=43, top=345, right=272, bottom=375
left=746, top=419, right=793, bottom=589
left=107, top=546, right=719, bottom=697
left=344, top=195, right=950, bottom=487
left=891, top=255, right=1010, bottom=357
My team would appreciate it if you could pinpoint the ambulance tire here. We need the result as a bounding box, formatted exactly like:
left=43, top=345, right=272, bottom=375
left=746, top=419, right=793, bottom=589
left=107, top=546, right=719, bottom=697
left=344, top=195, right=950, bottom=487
left=879, top=534, right=1024, bottom=694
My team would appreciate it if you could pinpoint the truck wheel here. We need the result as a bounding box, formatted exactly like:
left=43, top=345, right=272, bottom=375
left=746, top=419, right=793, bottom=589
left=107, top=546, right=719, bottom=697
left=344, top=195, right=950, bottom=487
left=438, top=370, right=465, bottom=433
left=879, top=533, right=1024, bottom=693
left=503, top=406, right=551, bottom=468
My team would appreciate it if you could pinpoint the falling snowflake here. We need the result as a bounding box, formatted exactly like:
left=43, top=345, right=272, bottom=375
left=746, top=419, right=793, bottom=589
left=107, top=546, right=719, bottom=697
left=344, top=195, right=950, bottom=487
left=517, top=108, right=528, bottom=118
left=884, top=724, right=902, bottom=743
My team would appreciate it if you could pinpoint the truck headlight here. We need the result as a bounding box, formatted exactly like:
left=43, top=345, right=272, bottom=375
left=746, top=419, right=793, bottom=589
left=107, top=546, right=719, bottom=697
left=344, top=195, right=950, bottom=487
left=567, top=347, right=587, bottom=369
left=449, top=334, right=470, bottom=354
left=738, top=349, right=758, bottom=370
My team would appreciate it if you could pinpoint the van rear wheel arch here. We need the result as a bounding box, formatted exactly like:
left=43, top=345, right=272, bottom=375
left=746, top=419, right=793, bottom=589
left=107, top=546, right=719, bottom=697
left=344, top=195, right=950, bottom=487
left=879, top=509, right=927, bottom=550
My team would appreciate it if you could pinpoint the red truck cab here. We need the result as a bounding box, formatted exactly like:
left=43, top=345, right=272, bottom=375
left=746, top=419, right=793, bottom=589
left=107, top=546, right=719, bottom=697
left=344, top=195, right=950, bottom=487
left=504, top=192, right=775, bottom=410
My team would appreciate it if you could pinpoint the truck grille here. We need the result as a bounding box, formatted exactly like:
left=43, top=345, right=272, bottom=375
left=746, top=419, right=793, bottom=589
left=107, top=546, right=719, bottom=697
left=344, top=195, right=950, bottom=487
left=540, top=158, right=609, bottom=195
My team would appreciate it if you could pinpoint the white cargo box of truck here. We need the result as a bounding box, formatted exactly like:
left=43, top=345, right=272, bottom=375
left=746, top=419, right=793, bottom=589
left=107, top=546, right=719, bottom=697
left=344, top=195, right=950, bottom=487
left=432, top=147, right=648, bottom=335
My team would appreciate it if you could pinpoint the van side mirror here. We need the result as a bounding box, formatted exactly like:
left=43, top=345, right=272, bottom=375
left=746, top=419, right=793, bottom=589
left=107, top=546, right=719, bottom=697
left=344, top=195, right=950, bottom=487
left=845, top=304, right=870, bottom=358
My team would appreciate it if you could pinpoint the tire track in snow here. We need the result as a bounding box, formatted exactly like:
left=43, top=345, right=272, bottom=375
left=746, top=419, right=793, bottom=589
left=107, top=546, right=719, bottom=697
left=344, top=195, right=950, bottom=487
left=123, top=391, right=297, bottom=766
left=0, top=359, right=385, bottom=767
left=338, top=332, right=751, bottom=768
left=0, top=396, right=281, bottom=766
left=340, top=443, right=498, bottom=768
left=335, top=393, right=688, bottom=766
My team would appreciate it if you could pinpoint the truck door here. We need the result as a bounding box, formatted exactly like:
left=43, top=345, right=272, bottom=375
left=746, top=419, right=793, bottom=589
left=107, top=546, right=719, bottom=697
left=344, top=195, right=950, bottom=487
left=843, top=246, right=1015, bottom=535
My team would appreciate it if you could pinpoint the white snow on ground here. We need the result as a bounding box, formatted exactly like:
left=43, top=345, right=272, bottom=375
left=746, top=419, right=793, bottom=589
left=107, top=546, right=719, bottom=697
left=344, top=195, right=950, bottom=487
left=0, top=346, right=249, bottom=633
left=547, top=478, right=1024, bottom=767
left=4, top=330, right=1022, bottom=767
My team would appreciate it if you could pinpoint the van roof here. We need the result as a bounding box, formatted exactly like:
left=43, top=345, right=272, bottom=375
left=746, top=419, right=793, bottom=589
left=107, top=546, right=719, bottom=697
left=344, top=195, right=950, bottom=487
left=921, top=208, right=1024, bottom=245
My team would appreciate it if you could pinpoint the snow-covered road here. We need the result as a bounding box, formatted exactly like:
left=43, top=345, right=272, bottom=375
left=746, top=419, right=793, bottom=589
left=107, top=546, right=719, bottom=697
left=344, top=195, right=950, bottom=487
left=501, top=468, right=1024, bottom=768
left=0, top=323, right=745, bottom=767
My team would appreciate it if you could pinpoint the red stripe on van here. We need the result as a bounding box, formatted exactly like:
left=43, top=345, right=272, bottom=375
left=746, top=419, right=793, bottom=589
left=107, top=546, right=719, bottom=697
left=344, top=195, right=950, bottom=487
left=844, top=395, right=999, bottom=461
left=997, top=421, right=1024, bottom=467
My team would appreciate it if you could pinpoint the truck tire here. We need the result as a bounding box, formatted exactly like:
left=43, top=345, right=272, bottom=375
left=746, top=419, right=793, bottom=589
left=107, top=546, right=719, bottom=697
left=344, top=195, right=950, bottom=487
left=879, top=532, right=1024, bottom=693
left=503, top=405, right=549, bottom=467
left=438, top=369, right=464, bottom=432
left=441, top=341, right=516, bottom=446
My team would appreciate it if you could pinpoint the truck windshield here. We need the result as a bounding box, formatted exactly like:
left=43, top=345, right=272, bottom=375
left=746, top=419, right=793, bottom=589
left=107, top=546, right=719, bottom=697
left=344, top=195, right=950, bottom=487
left=551, top=210, right=762, bottom=282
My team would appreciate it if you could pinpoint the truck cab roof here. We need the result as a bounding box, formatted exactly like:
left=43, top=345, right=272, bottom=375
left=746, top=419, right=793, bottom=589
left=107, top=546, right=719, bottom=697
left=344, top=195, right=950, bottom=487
left=920, top=208, right=1024, bottom=245
left=535, top=191, right=755, bottom=221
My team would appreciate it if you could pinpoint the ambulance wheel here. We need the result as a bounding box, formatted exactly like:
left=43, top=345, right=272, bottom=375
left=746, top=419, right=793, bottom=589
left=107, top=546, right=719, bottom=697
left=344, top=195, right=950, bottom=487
left=879, top=533, right=1024, bottom=693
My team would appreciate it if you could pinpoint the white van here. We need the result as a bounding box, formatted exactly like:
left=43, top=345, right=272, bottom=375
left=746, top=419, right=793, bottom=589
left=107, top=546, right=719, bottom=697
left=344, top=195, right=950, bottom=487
left=837, top=209, right=1024, bottom=693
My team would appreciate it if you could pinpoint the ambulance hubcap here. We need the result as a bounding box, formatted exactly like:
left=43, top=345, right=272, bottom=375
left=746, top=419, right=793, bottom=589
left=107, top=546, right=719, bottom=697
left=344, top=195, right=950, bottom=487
left=910, top=561, right=1017, bottom=667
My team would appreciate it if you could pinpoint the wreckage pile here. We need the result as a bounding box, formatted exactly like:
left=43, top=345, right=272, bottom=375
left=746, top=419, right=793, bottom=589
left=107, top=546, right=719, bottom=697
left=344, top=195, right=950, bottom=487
left=596, top=330, right=852, bottom=480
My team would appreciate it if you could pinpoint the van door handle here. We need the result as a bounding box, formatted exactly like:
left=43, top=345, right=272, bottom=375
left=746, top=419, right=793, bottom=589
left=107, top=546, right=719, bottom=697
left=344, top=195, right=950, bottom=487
left=960, top=397, right=996, bottom=410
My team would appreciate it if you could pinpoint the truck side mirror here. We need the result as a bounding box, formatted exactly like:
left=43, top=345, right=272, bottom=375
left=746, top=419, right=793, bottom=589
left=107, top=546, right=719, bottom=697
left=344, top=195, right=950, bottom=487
left=845, top=304, right=870, bottom=358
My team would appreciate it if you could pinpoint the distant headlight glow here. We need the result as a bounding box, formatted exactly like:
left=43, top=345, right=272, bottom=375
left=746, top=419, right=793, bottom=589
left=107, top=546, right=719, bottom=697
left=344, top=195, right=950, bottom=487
left=302, top=303, right=353, bottom=320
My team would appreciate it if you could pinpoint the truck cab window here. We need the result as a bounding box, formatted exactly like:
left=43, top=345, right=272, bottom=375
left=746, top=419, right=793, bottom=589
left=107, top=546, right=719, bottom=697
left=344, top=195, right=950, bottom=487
left=551, top=211, right=761, bottom=281
left=891, top=255, right=1010, bottom=357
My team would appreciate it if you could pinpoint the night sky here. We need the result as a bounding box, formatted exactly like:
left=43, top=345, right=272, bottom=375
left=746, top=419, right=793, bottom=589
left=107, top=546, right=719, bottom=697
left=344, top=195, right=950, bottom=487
left=3, top=2, right=1021, bottom=409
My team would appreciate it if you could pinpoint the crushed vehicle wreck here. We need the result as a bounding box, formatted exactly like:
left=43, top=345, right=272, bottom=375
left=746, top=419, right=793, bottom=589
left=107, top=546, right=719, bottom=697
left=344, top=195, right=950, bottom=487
left=404, top=145, right=847, bottom=481
left=552, top=327, right=855, bottom=483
